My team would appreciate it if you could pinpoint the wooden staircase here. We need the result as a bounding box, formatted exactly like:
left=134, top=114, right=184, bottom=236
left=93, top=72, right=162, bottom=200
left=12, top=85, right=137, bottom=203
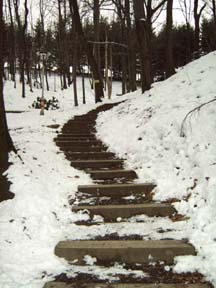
left=44, top=103, right=210, bottom=288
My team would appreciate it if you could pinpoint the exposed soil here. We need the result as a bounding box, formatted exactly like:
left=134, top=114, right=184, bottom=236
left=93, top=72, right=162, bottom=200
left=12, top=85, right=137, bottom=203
left=53, top=265, right=212, bottom=286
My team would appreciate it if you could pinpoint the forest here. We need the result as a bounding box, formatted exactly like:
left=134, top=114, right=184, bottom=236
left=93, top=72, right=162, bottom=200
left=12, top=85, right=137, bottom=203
left=1, top=0, right=216, bottom=99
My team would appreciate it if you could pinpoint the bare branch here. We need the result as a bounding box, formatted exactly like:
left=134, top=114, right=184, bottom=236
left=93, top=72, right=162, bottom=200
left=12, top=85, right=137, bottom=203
left=180, top=98, right=216, bottom=137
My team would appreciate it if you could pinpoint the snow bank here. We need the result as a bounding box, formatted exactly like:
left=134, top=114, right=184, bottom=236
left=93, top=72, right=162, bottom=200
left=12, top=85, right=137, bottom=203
left=96, top=51, right=216, bottom=286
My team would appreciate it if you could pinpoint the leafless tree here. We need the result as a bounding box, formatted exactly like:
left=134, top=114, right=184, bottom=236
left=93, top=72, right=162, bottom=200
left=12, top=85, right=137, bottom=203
left=68, top=0, right=104, bottom=102
left=13, top=0, right=29, bottom=98
left=194, top=0, right=206, bottom=52
left=0, top=0, right=15, bottom=174
left=166, top=0, right=175, bottom=77
left=133, top=0, right=167, bottom=92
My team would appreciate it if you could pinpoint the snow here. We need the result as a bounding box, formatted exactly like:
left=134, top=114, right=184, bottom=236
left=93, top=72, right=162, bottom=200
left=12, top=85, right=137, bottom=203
left=0, top=77, right=123, bottom=287
left=96, top=51, right=216, bottom=286
left=2, top=51, right=216, bottom=287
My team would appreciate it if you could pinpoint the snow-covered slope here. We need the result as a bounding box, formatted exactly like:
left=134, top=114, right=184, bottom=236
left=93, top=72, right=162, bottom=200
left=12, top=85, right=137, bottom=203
left=96, top=51, right=216, bottom=285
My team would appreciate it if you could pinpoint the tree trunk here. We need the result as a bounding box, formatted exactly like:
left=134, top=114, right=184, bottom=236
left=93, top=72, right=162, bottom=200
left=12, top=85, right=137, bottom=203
left=63, top=0, right=71, bottom=86
left=8, top=0, right=16, bottom=82
left=82, top=66, right=86, bottom=104
left=0, top=0, right=14, bottom=173
left=125, top=0, right=136, bottom=92
left=45, top=67, right=49, bottom=91
left=121, top=18, right=128, bottom=94
left=94, top=0, right=101, bottom=72
left=68, top=0, right=103, bottom=103
left=166, top=0, right=175, bottom=77
left=194, top=0, right=200, bottom=53
left=73, top=33, right=78, bottom=107
left=13, top=0, right=29, bottom=98
left=58, top=0, right=67, bottom=89
left=105, top=32, right=108, bottom=94
left=194, top=0, right=206, bottom=54
left=133, top=0, right=152, bottom=92
left=213, top=0, right=216, bottom=27
left=108, top=44, right=112, bottom=99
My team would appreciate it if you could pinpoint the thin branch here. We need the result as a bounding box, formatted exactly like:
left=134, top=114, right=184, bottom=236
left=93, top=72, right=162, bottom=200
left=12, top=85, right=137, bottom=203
left=180, top=97, right=216, bottom=137
left=88, top=40, right=128, bottom=49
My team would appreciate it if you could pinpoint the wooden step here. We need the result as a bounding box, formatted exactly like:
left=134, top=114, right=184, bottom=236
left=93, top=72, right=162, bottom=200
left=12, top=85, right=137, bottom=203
left=44, top=283, right=209, bottom=288
left=65, top=121, right=95, bottom=126
left=73, top=115, right=96, bottom=121
left=56, top=136, right=96, bottom=141
left=55, top=138, right=97, bottom=142
left=56, top=133, right=95, bottom=138
left=56, top=141, right=102, bottom=147
left=70, top=160, right=124, bottom=169
left=55, top=240, right=196, bottom=265
left=88, top=170, right=137, bottom=180
left=60, top=146, right=106, bottom=152
left=58, top=133, right=95, bottom=137
left=62, top=126, right=94, bottom=131
left=66, top=152, right=116, bottom=160
left=65, top=120, right=93, bottom=125
left=78, top=183, right=155, bottom=197
left=72, top=203, right=176, bottom=221
left=62, top=129, right=95, bottom=133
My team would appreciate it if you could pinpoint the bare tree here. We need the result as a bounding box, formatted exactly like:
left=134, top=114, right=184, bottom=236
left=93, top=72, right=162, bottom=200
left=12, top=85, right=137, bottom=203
left=0, top=0, right=14, bottom=174
left=194, top=0, right=206, bottom=53
left=178, top=0, right=193, bottom=27
left=133, top=0, right=167, bottom=92
left=13, top=0, right=29, bottom=98
left=82, top=0, right=106, bottom=73
left=57, top=0, right=67, bottom=89
left=125, top=0, right=136, bottom=92
left=178, top=0, right=194, bottom=62
left=7, top=0, right=16, bottom=84
left=68, top=0, right=103, bottom=103
left=166, top=0, right=175, bottom=77
left=72, top=27, right=79, bottom=106
left=112, top=0, right=128, bottom=94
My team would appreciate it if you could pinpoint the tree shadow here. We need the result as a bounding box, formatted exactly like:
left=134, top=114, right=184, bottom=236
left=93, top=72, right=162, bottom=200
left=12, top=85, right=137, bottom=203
left=0, top=172, right=14, bottom=203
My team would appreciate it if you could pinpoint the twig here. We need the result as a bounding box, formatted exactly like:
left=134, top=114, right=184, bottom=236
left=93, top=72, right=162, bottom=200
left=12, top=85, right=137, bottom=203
left=88, top=41, right=128, bottom=49
left=180, top=97, right=216, bottom=137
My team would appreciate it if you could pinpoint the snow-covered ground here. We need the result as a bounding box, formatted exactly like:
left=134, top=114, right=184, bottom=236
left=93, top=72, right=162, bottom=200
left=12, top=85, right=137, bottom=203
left=96, top=51, right=216, bottom=286
left=0, top=77, right=126, bottom=288
left=1, top=51, right=216, bottom=287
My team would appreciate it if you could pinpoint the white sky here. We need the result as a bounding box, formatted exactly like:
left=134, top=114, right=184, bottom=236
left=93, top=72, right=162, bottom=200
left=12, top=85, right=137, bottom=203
left=6, top=0, right=211, bottom=32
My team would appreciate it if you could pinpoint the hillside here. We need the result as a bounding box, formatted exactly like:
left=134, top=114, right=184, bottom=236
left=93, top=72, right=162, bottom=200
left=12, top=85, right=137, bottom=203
left=96, top=51, right=216, bottom=285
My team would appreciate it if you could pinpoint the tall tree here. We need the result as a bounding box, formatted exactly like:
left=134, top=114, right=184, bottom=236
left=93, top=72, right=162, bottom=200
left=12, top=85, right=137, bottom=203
left=93, top=0, right=101, bottom=71
left=7, top=0, right=16, bottom=83
left=166, top=0, right=175, bottom=77
left=113, top=0, right=128, bottom=94
left=57, top=0, right=67, bottom=89
left=194, top=0, right=206, bottom=53
left=133, top=0, right=167, bottom=92
left=133, top=0, right=151, bottom=92
left=13, top=0, right=29, bottom=98
left=178, top=0, right=194, bottom=62
left=68, top=0, right=103, bottom=103
left=125, top=0, right=136, bottom=92
left=0, top=0, right=14, bottom=173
